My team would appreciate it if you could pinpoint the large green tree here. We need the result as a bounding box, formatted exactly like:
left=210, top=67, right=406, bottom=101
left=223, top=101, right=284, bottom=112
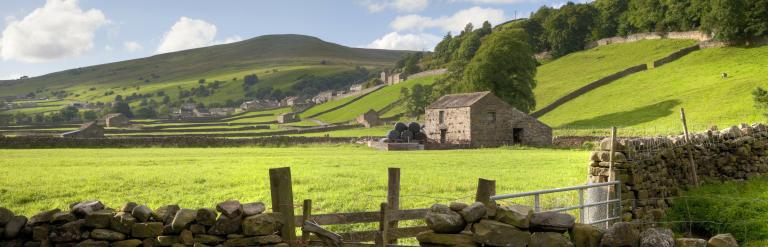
left=461, top=29, right=538, bottom=113
left=544, top=2, right=598, bottom=57
left=701, top=0, right=745, bottom=40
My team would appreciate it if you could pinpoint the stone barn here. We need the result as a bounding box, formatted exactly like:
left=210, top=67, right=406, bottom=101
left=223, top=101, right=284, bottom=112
left=101, top=113, right=129, bottom=127
left=61, top=121, right=105, bottom=138
left=277, top=112, right=298, bottom=124
left=424, top=91, right=552, bottom=147
left=357, top=109, right=381, bottom=128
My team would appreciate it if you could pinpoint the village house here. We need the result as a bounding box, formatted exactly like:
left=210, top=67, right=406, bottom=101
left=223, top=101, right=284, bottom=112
left=424, top=91, right=552, bottom=147
left=61, top=121, right=105, bottom=138
left=280, top=96, right=299, bottom=107
left=98, top=113, right=130, bottom=127
left=349, top=83, right=364, bottom=92
left=209, top=107, right=237, bottom=117
left=357, top=109, right=381, bottom=128
left=193, top=107, right=211, bottom=118
left=312, top=91, right=335, bottom=104
left=381, top=71, right=405, bottom=85
left=240, top=99, right=279, bottom=111
left=277, top=112, right=298, bottom=124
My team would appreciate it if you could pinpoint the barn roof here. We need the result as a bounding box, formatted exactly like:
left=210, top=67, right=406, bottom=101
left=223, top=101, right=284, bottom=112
left=427, top=91, right=491, bottom=109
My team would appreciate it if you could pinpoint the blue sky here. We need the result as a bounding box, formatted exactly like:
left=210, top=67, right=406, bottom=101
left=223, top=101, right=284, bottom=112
left=0, top=0, right=573, bottom=80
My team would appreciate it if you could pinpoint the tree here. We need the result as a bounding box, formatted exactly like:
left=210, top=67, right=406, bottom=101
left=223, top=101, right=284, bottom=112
left=59, top=106, right=79, bottom=121
left=625, top=0, right=666, bottom=32
left=744, top=0, right=768, bottom=38
left=134, top=107, right=157, bottom=119
left=701, top=0, right=746, bottom=40
left=111, top=101, right=134, bottom=118
left=243, top=74, right=259, bottom=88
left=593, top=0, right=629, bottom=38
left=82, top=111, right=98, bottom=121
left=544, top=2, right=598, bottom=57
left=461, top=29, right=538, bottom=113
left=753, top=87, right=768, bottom=117
left=402, top=84, right=432, bottom=117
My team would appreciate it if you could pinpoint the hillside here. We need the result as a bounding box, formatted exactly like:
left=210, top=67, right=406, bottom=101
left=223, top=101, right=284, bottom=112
left=312, top=75, right=441, bottom=124
left=534, top=39, right=698, bottom=111
left=0, top=34, right=410, bottom=115
left=539, top=45, right=768, bottom=135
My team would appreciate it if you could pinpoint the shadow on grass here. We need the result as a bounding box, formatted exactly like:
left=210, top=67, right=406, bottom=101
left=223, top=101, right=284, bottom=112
left=558, top=99, right=681, bottom=128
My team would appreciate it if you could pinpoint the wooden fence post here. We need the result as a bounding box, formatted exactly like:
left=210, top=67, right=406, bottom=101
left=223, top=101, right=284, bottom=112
left=376, top=202, right=390, bottom=247
left=270, top=167, right=298, bottom=247
left=476, top=178, right=496, bottom=215
left=301, top=199, right=312, bottom=246
left=386, top=168, right=400, bottom=245
left=680, top=108, right=700, bottom=187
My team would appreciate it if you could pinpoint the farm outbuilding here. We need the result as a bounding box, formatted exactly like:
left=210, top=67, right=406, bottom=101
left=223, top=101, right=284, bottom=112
left=102, top=113, right=130, bottom=127
left=424, top=91, right=552, bottom=147
left=357, top=110, right=381, bottom=128
left=277, top=112, right=299, bottom=124
left=61, top=121, right=105, bottom=138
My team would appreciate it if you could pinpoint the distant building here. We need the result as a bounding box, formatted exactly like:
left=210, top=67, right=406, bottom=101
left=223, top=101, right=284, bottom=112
left=241, top=99, right=279, bottom=111
left=356, top=109, right=381, bottom=128
left=277, top=112, right=299, bottom=124
left=193, top=108, right=211, bottom=117
left=312, top=91, right=335, bottom=104
left=209, top=108, right=237, bottom=117
left=61, top=121, right=105, bottom=138
left=381, top=71, right=405, bottom=85
left=281, top=96, right=300, bottom=107
left=424, top=91, right=552, bottom=147
left=349, top=83, right=364, bottom=92
left=99, top=113, right=130, bottom=127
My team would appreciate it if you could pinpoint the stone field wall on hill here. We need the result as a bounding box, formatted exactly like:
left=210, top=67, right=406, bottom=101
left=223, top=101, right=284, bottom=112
left=588, top=123, right=768, bottom=224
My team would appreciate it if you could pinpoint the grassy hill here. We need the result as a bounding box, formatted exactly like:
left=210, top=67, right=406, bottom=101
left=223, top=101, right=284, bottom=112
left=0, top=34, right=409, bottom=115
left=312, top=75, right=441, bottom=124
left=539, top=45, right=768, bottom=135
left=534, top=39, right=698, bottom=111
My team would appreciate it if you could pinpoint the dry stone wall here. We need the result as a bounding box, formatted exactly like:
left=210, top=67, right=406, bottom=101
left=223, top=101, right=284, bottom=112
left=0, top=200, right=287, bottom=247
left=585, top=31, right=712, bottom=49
left=0, top=136, right=363, bottom=149
left=416, top=202, right=737, bottom=247
left=588, top=123, right=768, bottom=224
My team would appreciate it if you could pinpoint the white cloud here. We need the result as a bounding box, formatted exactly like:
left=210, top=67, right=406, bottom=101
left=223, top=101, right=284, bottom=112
left=3, top=15, right=15, bottom=24
left=123, top=41, right=143, bottom=52
left=156, top=17, right=242, bottom=54
left=390, top=7, right=506, bottom=33
left=365, top=0, right=429, bottom=13
left=104, top=45, right=114, bottom=51
left=0, top=74, right=22, bottom=80
left=366, top=32, right=440, bottom=51
left=0, top=0, right=108, bottom=63
left=156, top=17, right=218, bottom=54
left=216, top=35, right=243, bottom=45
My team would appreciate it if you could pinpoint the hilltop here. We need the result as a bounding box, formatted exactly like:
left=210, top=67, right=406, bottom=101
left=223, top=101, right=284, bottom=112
left=0, top=34, right=410, bottom=114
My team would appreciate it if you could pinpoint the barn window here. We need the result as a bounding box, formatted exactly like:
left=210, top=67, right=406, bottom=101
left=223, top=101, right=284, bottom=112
left=487, top=111, right=496, bottom=122
left=439, top=111, right=445, bottom=124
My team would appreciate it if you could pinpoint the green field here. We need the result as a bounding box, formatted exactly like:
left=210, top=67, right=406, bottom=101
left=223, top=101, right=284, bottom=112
left=534, top=39, right=698, bottom=110
left=314, top=75, right=441, bottom=124
left=0, top=146, right=587, bottom=217
left=540, top=45, right=768, bottom=135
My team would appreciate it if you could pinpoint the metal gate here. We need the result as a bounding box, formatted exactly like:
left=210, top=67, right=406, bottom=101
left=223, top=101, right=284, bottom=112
left=490, top=181, right=622, bottom=229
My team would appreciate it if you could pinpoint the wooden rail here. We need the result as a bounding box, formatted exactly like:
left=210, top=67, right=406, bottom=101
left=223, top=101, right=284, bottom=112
left=268, top=167, right=497, bottom=247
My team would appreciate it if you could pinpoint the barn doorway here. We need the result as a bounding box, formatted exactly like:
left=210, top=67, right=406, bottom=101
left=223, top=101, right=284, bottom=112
left=440, top=129, right=447, bottom=143
left=512, top=128, right=523, bottom=144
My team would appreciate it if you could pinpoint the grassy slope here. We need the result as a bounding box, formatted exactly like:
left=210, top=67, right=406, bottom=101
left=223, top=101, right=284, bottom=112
left=540, top=46, right=768, bottom=135
left=534, top=39, right=698, bottom=110
left=314, top=75, right=441, bottom=124
left=0, top=35, right=409, bottom=115
left=299, top=95, right=359, bottom=118
left=0, top=146, right=587, bottom=217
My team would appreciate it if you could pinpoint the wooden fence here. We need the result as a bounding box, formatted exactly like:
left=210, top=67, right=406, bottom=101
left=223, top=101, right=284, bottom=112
left=267, top=167, right=497, bottom=247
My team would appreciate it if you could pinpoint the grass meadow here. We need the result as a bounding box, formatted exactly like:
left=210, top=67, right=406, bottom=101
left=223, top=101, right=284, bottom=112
left=540, top=45, right=768, bottom=134
left=0, top=145, right=588, bottom=218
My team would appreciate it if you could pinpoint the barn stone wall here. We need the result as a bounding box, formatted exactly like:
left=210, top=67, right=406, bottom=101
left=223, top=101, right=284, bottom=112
left=424, top=107, right=472, bottom=145
left=0, top=136, right=364, bottom=149
left=587, top=123, right=768, bottom=224
left=0, top=200, right=288, bottom=247
left=470, top=95, right=552, bottom=147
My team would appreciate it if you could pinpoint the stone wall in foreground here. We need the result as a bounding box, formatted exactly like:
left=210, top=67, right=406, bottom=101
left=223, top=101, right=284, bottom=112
left=0, top=200, right=287, bottom=247
left=588, top=123, right=768, bottom=223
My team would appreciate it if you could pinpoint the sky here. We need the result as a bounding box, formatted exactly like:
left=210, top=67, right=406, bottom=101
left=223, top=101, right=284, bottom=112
left=0, top=0, right=575, bottom=80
